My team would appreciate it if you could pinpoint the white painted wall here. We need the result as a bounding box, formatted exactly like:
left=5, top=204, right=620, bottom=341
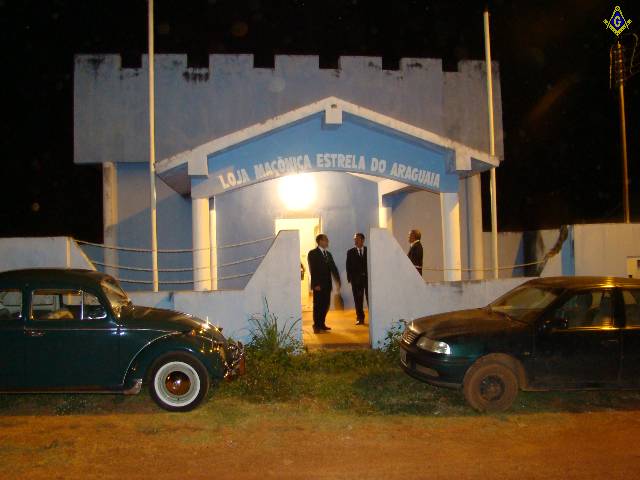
left=440, top=192, right=462, bottom=281
left=130, top=230, right=301, bottom=343
left=388, top=191, right=567, bottom=281
left=389, top=189, right=444, bottom=283
left=481, top=228, right=566, bottom=278
left=75, top=55, right=503, bottom=167
left=368, top=228, right=529, bottom=348
left=460, top=174, right=484, bottom=280
left=0, top=237, right=95, bottom=272
left=76, top=54, right=504, bottom=292
left=573, top=223, right=640, bottom=276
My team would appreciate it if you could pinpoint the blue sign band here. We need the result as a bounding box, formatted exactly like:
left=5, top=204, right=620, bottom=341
left=191, top=112, right=460, bottom=198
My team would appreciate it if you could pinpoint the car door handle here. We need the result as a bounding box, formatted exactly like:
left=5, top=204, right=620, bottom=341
left=26, top=330, right=45, bottom=337
left=601, top=338, right=619, bottom=345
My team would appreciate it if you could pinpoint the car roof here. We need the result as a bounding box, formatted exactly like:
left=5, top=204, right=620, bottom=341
left=524, top=276, right=640, bottom=289
left=0, top=268, right=112, bottom=287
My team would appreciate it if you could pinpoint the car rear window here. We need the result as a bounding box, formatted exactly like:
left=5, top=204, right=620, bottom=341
left=0, top=289, right=22, bottom=320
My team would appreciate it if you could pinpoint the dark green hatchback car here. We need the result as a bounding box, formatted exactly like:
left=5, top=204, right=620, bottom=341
left=400, top=276, right=640, bottom=412
left=0, top=269, right=245, bottom=411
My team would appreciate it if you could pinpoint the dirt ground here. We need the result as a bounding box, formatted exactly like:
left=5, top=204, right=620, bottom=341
left=1, top=396, right=640, bottom=480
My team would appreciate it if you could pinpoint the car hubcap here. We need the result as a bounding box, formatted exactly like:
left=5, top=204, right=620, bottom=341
left=154, top=361, right=200, bottom=407
left=165, top=371, right=191, bottom=396
left=479, top=375, right=505, bottom=402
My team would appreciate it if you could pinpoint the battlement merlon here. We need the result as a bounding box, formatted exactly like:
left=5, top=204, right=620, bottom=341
left=73, top=54, right=503, bottom=165
left=74, top=54, right=455, bottom=75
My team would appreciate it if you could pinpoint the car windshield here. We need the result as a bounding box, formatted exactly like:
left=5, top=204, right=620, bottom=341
left=489, top=285, right=560, bottom=322
left=101, top=278, right=131, bottom=315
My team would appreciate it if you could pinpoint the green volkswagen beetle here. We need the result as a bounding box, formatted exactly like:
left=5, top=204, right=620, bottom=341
left=0, top=268, right=245, bottom=411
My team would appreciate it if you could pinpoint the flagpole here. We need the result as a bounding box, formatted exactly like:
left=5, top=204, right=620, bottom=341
left=613, top=41, right=630, bottom=223
left=484, top=8, right=499, bottom=279
left=148, top=0, right=159, bottom=291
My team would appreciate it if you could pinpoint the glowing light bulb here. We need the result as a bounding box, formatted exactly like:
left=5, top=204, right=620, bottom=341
left=278, top=173, right=317, bottom=211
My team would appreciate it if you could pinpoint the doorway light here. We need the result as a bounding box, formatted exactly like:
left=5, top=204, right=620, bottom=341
left=278, top=173, right=317, bottom=211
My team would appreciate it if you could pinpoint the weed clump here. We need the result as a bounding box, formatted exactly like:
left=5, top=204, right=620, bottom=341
left=378, top=319, right=406, bottom=361
left=229, top=301, right=305, bottom=401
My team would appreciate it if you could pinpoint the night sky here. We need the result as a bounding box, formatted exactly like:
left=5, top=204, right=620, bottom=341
left=1, top=0, right=638, bottom=243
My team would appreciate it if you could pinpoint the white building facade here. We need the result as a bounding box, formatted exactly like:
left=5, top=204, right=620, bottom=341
left=74, top=54, right=504, bottom=304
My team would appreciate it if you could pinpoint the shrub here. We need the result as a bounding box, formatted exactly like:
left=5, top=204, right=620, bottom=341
left=378, top=319, right=407, bottom=362
left=246, top=299, right=304, bottom=358
left=227, top=300, right=306, bottom=401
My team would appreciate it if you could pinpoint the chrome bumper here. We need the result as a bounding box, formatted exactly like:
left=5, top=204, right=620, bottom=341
left=223, top=341, right=246, bottom=380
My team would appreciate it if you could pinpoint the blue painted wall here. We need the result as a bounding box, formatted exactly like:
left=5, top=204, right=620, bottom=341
left=215, top=172, right=378, bottom=303
left=81, top=164, right=194, bottom=291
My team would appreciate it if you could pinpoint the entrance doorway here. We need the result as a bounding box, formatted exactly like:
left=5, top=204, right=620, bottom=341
left=275, top=218, right=320, bottom=312
left=274, top=217, right=370, bottom=350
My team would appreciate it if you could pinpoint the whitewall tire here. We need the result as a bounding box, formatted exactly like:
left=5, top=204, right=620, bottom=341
left=148, top=353, right=210, bottom=412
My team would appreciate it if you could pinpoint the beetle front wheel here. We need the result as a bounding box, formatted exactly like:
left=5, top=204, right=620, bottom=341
left=148, top=353, right=210, bottom=412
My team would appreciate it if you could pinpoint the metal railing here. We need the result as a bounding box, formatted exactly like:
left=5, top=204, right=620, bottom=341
left=76, top=236, right=275, bottom=287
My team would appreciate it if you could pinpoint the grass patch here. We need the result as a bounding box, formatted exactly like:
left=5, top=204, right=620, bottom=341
left=218, top=347, right=640, bottom=416
left=2, top=348, right=640, bottom=417
left=219, top=349, right=470, bottom=416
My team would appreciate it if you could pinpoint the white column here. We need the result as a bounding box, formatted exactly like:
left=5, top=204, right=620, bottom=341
left=467, top=174, right=484, bottom=280
left=209, top=203, right=218, bottom=290
left=192, top=197, right=211, bottom=291
left=66, top=237, right=71, bottom=268
left=440, top=192, right=462, bottom=281
left=103, top=162, right=118, bottom=278
left=378, top=192, right=392, bottom=229
left=377, top=180, right=405, bottom=230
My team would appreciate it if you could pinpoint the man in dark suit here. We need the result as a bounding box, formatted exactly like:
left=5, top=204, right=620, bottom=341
left=408, top=229, right=423, bottom=276
left=307, top=234, right=341, bottom=333
left=346, top=232, right=368, bottom=325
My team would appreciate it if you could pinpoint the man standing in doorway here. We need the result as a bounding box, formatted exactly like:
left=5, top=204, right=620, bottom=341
left=346, top=232, right=368, bottom=325
left=308, top=234, right=341, bottom=334
left=408, top=229, right=423, bottom=276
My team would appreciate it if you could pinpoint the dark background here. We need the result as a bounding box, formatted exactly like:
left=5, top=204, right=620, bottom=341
left=1, top=0, right=638, bottom=242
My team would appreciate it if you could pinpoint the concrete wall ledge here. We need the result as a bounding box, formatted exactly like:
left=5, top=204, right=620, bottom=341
left=130, top=230, right=301, bottom=343
left=0, top=237, right=94, bottom=272
left=368, top=228, right=530, bottom=347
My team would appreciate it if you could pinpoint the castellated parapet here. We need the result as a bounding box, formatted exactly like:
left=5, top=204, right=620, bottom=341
left=74, top=54, right=502, bottom=165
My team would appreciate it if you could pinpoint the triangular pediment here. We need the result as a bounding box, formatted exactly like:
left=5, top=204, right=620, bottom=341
left=157, top=97, right=498, bottom=196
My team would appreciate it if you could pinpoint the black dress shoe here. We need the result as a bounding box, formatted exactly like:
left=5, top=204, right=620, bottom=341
left=321, top=325, right=331, bottom=331
left=313, top=327, right=325, bottom=334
